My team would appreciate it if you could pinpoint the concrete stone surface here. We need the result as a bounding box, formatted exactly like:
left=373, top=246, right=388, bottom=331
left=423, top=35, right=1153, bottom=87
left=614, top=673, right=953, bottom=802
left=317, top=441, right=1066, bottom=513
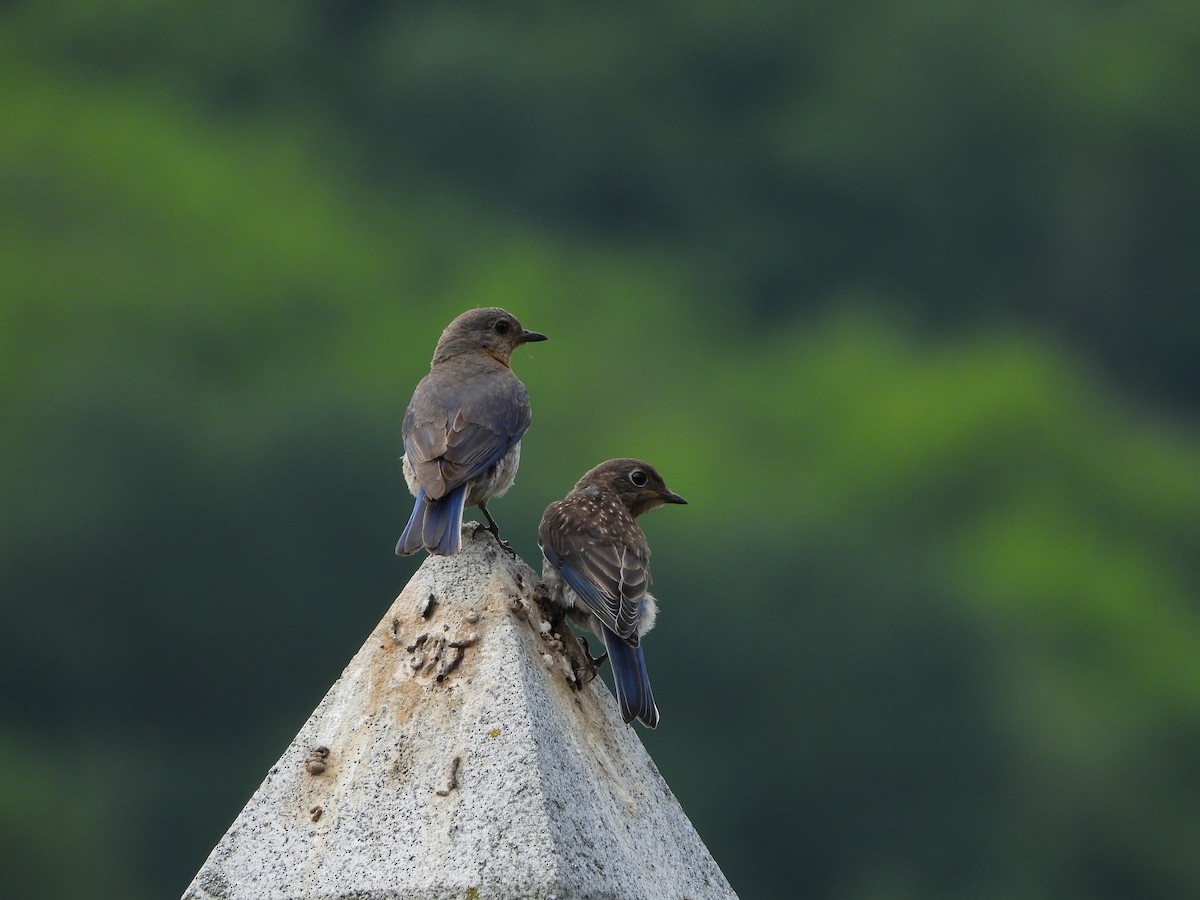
left=182, top=524, right=738, bottom=900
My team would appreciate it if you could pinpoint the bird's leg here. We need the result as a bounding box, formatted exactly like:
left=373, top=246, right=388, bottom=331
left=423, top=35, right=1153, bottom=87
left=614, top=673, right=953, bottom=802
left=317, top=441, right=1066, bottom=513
left=555, top=627, right=603, bottom=686
left=478, top=501, right=501, bottom=538
left=577, top=634, right=609, bottom=668
left=478, top=502, right=517, bottom=556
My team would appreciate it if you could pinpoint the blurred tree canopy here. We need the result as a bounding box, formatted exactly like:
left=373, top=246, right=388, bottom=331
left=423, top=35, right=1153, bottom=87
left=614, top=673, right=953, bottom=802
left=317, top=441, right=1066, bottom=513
left=2, top=2, right=1199, bottom=898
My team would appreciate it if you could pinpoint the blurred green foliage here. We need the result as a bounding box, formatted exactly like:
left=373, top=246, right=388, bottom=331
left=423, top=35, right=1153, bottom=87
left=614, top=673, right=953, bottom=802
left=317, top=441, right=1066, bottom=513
left=2, top=2, right=1199, bottom=898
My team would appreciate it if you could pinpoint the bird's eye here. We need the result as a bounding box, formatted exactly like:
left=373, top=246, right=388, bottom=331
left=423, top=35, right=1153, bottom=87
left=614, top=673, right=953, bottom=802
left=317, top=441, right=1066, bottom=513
left=493, top=319, right=511, bottom=335
left=629, top=470, right=648, bottom=487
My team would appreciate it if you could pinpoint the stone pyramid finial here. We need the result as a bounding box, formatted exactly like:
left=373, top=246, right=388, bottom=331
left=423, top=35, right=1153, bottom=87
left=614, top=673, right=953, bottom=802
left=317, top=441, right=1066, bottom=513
left=183, top=525, right=737, bottom=899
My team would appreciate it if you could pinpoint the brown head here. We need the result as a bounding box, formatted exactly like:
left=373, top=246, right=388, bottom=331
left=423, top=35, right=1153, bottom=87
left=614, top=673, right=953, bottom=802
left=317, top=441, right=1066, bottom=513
left=431, top=307, right=547, bottom=367
left=573, top=458, right=688, bottom=518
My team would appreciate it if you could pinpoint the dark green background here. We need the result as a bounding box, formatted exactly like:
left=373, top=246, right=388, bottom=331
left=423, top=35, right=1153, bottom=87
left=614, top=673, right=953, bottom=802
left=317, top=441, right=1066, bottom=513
left=3, top=2, right=1199, bottom=897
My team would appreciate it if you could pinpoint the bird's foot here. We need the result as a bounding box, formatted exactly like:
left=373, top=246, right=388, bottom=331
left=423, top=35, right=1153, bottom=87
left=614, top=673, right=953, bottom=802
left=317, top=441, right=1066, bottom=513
left=558, top=631, right=603, bottom=687
left=577, top=635, right=609, bottom=668
left=468, top=520, right=518, bottom=557
left=478, top=504, right=517, bottom=556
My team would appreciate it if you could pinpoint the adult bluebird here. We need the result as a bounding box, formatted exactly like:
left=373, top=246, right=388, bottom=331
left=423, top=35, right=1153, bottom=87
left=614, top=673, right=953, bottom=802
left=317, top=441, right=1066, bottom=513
left=538, top=458, right=687, bottom=728
left=396, top=307, right=546, bottom=556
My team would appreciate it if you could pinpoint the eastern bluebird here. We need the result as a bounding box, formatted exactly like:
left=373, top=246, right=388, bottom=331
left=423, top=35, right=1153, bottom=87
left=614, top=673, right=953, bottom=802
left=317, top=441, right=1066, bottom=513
left=396, top=307, right=546, bottom=556
left=538, top=458, right=687, bottom=728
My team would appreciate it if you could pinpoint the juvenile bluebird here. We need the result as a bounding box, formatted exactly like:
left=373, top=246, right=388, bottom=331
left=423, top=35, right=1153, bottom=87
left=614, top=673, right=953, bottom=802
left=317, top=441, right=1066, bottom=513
left=396, top=307, right=546, bottom=556
left=538, top=458, right=687, bottom=728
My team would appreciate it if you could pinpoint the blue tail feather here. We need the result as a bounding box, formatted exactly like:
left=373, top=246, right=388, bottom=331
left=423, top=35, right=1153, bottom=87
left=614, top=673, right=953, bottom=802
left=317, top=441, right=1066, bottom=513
left=396, top=485, right=468, bottom=556
left=602, top=628, right=660, bottom=728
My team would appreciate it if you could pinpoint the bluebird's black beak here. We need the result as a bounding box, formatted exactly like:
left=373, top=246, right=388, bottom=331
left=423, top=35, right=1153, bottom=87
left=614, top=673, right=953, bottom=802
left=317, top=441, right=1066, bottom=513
left=660, top=490, right=688, bottom=505
left=519, top=329, right=548, bottom=344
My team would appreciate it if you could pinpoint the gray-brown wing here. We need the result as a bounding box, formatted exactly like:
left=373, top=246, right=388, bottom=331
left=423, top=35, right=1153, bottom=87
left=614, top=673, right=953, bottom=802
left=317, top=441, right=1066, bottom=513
left=404, top=369, right=531, bottom=500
